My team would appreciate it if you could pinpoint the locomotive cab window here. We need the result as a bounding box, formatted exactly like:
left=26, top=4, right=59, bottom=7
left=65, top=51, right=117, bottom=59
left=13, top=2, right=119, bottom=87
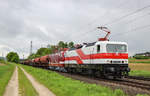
left=97, top=45, right=100, bottom=53
left=106, top=44, right=127, bottom=53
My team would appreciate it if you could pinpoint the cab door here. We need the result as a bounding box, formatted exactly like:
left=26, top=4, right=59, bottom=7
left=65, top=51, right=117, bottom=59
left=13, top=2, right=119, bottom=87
left=92, top=44, right=101, bottom=64
left=90, top=46, right=95, bottom=64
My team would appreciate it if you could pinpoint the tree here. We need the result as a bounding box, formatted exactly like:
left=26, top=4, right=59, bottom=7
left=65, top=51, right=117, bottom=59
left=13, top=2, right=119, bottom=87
left=6, top=52, right=19, bottom=63
left=58, top=41, right=65, bottom=48
left=27, top=41, right=75, bottom=60
left=27, top=47, right=53, bottom=60
left=36, top=48, right=51, bottom=56
left=64, top=42, right=68, bottom=48
left=27, top=53, right=41, bottom=60
left=49, top=45, right=57, bottom=53
left=68, top=42, right=74, bottom=48
left=27, top=53, right=36, bottom=59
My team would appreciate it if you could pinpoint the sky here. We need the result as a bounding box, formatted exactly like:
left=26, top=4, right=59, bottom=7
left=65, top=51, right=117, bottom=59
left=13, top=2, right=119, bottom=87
left=0, top=0, right=150, bottom=58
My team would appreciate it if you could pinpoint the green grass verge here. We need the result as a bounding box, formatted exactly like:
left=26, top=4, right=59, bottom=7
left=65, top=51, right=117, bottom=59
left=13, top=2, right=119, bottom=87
left=19, top=65, right=127, bottom=96
left=129, top=61, right=150, bottom=63
left=129, top=70, right=150, bottom=77
left=129, top=58, right=150, bottom=64
left=0, top=63, right=15, bottom=96
left=18, top=67, right=38, bottom=96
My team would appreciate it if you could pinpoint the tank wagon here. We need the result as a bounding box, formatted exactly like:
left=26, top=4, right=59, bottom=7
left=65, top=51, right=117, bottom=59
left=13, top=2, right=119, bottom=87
left=22, top=27, right=130, bottom=79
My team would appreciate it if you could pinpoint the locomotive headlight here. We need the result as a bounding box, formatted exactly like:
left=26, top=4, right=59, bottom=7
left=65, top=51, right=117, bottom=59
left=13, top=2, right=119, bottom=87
left=106, top=60, right=113, bottom=64
left=110, top=60, right=112, bottom=64
left=107, top=60, right=110, bottom=63
left=125, top=60, right=128, bottom=63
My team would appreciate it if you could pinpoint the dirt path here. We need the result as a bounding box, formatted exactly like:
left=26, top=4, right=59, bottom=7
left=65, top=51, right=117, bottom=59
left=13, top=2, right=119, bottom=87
left=3, top=67, right=18, bottom=96
left=20, top=67, right=55, bottom=96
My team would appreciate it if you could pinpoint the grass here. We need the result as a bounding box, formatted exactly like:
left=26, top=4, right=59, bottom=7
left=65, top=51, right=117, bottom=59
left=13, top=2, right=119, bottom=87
left=18, top=67, right=38, bottom=96
left=129, top=58, right=150, bottom=64
left=0, top=62, right=15, bottom=96
left=129, top=70, right=150, bottom=78
left=19, top=64, right=127, bottom=96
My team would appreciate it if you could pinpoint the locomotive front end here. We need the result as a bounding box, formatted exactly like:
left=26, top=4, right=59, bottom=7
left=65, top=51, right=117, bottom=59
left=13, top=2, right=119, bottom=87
left=102, top=42, right=130, bottom=78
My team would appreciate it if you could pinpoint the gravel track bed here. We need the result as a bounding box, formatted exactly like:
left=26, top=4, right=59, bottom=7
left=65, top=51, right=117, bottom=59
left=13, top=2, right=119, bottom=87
left=127, top=76, right=150, bottom=81
left=123, top=78, right=150, bottom=88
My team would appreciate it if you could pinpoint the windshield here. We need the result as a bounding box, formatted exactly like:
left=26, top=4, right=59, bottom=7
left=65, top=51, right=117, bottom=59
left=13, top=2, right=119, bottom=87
left=106, top=44, right=127, bottom=53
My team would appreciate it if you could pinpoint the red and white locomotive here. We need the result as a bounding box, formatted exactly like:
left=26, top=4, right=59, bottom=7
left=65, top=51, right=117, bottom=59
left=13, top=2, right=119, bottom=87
left=23, top=27, right=130, bottom=79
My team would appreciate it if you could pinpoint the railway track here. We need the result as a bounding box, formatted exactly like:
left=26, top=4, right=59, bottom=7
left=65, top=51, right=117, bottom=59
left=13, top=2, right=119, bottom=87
left=99, top=78, right=150, bottom=91
left=111, top=79, right=150, bottom=91
left=127, top=76, right=150, bottom=81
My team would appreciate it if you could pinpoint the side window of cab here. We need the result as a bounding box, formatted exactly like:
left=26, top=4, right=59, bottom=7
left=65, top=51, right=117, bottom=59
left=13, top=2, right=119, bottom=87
left=97, top=45, right=100, bottom=53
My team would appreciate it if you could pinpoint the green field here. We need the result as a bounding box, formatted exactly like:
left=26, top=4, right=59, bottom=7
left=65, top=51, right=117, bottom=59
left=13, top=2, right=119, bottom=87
left=18, top=67, right=38, bottom=96
left=129, top=58, right=150, bottom=77
left=129, top=58, right=150, bottom=64
left=0, top=62, right=15, bottom=96
left=129, top=70, right=150, bottom=78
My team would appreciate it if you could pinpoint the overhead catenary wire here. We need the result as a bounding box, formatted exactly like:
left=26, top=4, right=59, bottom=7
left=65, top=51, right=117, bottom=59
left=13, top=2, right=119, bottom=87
left=81, top=4, right=150, bottom=41
left=72, top=1, right=130, bottom=39
left=112, top=24, right=150, bottom=37
left=124, top=12, right=150, bottom=25
left=103, top=4, right=150, bottom=26
left=77, top=1, right=128, bottom=30
left=74, top=4, right=150, bottom=41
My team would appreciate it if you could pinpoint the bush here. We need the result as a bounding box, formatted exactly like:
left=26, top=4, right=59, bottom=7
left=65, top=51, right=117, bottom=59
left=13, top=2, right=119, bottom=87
left=6, top=52, right=19, bottom=63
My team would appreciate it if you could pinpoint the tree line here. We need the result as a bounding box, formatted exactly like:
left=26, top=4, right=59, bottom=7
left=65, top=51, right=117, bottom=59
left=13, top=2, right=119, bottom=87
left=5, top=41, right=75, bottom=63
left=28, top=41, right=74, bottom=60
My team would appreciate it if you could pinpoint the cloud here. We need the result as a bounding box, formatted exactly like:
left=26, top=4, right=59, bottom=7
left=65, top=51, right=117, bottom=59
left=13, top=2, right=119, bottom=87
left=0, top=0, right=150, bottom=58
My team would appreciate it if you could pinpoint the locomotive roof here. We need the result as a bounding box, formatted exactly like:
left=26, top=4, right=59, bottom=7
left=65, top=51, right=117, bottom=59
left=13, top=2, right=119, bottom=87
left=95, top=41, right=127, bottom=45
left=68, top=41, right=127, bottom=51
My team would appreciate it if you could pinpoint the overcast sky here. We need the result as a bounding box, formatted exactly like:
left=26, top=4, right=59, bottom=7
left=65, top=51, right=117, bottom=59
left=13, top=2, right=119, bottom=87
left=0, top=0, right=150, bottom=58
